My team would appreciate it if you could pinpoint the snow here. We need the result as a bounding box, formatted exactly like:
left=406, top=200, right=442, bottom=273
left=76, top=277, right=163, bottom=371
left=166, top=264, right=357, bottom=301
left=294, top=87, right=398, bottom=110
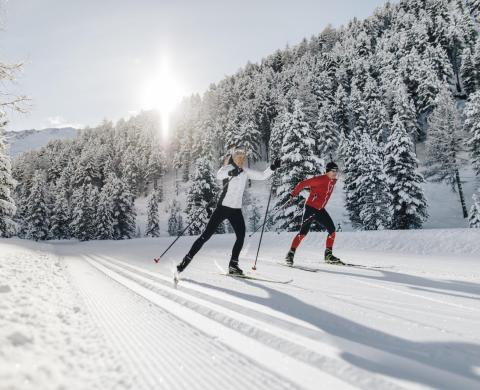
left=2, top=227, right=479, bottom=389
left=0, top=239, right=131, bottom=390
left=5, top=128, right=78, bottom=158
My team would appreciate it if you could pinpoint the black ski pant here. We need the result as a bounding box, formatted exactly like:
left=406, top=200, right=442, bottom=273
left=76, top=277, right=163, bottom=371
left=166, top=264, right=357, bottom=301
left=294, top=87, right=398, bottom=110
left=187, top=205, right=246, bottom=262
left=291, top=206, right=336, bottom=250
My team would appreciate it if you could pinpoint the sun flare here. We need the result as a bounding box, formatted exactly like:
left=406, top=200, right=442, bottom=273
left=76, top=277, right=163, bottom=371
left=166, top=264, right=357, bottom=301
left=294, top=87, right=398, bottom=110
left=141, top=59, right=186, bottom=139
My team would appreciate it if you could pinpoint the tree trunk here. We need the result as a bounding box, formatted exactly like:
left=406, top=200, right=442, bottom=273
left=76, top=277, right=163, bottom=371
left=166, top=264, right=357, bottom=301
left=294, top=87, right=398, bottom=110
left=455, top=169, right=468, bottom=218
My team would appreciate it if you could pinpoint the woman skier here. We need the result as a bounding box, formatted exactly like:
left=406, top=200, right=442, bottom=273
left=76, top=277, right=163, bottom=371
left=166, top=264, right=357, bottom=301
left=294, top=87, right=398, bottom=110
left=177, top=149, right=281, bottom=275
left=284, top=161, right=344, bottom=265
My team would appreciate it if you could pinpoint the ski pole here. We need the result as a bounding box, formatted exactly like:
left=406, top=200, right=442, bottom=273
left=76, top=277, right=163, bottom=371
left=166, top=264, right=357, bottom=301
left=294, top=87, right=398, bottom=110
left=252, top=181, right=275, bottom=271
left=248, top=197, right=293, bottom=238
left=154, top=176, right=234, bottom=263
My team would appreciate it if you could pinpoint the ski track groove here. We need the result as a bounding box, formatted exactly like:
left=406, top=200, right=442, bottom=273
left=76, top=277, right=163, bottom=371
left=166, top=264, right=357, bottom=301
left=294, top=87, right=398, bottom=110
left=91, top=254, right=480, bottom=390
left=88, top=255, right=407, bottom=390
left=67, top=255, right=298, bottom=390
left=326, top=294, right=480, bottom=342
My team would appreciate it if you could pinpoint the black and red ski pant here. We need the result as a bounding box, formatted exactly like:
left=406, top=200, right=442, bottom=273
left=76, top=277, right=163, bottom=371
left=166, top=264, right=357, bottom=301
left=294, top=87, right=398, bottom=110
left=187, top=205, right=245, bottom=262
left=290, top=205, right=336, bottom=250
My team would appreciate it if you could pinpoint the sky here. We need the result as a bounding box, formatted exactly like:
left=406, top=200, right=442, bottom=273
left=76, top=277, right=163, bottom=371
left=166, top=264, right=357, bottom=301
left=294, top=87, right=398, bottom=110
left=1, top=0, right=388, bottom=132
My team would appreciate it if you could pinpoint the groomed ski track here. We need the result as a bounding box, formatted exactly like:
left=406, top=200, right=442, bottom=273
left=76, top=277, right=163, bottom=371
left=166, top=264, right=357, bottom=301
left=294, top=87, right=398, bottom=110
left=58, top=232, right=480, bottom=390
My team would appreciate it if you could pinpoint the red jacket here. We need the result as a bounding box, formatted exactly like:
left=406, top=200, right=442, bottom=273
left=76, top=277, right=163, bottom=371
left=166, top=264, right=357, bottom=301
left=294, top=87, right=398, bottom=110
left=291, top=175, right=337, bottom=210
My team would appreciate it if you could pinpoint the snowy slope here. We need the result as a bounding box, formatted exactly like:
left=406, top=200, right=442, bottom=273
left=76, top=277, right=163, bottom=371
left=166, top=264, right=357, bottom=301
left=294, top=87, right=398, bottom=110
left=3, top=228, right=476, bottom=389
left=4, top=127, right=78, bottom=158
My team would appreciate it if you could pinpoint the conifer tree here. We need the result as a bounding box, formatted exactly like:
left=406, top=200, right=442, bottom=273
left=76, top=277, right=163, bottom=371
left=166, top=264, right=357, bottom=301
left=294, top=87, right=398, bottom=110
left=356, top=134, right=393, bottom=230
left=273, top=100, right=323, bottom=231
left=464, top=91, right=480, bottom=176
left=185, top=158, right=218, bottom=235
left=342, top=134, right=363, bottom=229
left=96, top=184, right=114, bottom=240
left=425, top=88, right=468, bottom=218
left=461, top=47, right=477, bottom=95
left=168, top=200, right=184, bottom=236
left=0, top=129, right=16, bottom=237
left=469, top=191, right=480, bottom=228
left=24, top=171, right=49, bottom=241
left=145, top=191, right=160, bottom=237
left=316, top=103, right=340, bottom=160
left=71, top=184, right=97, bottom=241
left=385, top=114, right=428, bottom=229
left=248, top=200, right=262, bottom=232
left=49, top=179, right=71, bottom=239
left=109, top=176, right=137, bottom=240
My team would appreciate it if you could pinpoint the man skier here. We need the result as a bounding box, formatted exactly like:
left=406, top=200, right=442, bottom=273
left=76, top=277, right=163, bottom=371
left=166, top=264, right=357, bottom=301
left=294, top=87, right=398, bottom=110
left=177, top=149, right=281, bottom=275
left=284, top=161, right=343, bottom=265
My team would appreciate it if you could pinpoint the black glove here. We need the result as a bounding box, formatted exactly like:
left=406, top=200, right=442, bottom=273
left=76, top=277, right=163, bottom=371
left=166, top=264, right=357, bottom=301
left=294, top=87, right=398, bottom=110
left=270, top=158, right=281, bottom=171
left=228, top=167, right=243, bottom=177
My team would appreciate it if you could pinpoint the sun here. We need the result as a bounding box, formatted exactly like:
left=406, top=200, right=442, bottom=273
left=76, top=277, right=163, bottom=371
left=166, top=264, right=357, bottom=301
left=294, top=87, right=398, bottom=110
left=141, top=59, right=186, bottom=139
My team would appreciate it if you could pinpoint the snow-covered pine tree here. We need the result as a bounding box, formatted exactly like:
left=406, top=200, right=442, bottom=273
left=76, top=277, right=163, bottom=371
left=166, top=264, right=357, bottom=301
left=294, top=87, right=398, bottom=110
left=146, top=146, right=166, bottom=191
left=425, top=87, right=468, bottom=218
left=236, top=101, right=262, bottom=162
left=461, top=47, right=477, bottom=95
left=384, top=114, right=428, bottom=229
left=316, top=103, right=340, bottom=160
left=49, top=179, right=71, bottom=239
left=24, top=171, right=49, bottom=241
left=464, top=91, right=480, bottom=176
left=0, top=128, right=16, bottom=237
left=185, top=158, right=218, bottom=235
left=391, top=81, right=419, bottom=141
left=121, top=147, right=142, bottom=195
left=167, top=200, right=183, bottom=236
left=72, top=148, right=101, bottom=188
left=342, top=134, right=363, bottom=229
left=367, top=99, right=390, bottom=145
left=332, top=84, right=350, bottom=137
left=473, top=39, right=480, bottom=87
left=349, top=83, right=369, bottom=135
left=96, top=183, right=114, bottom=240
left=109, top=176, right=136, bottom=240
left=273, top=100, right=323, bottom=231
left=356, top=133, right=393, bottom=230
left=269, top=108, right=288, bottom=158
left=248, top=199, right=262, bottom=232
left=145, top=191, right=160, bottom=237
left=70, top=184, right=98, bottom=241
left=469, top=191, right=480, bottom=228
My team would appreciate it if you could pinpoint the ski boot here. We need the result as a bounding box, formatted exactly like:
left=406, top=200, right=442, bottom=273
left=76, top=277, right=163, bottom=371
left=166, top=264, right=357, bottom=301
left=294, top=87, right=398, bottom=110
left=177, top=255, right=192, bottom=273
left=284, top=248, right=295, bottom=266
left=228, top=259, right=244, bottom=276
left=324, top=248, right=344, bottom=265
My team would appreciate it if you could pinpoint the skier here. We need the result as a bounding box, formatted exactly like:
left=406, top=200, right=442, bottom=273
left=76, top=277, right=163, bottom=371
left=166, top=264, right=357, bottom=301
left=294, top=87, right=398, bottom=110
left=284, top=161, right=343, bottom=265
left=177, top=149, right=281, bottom=275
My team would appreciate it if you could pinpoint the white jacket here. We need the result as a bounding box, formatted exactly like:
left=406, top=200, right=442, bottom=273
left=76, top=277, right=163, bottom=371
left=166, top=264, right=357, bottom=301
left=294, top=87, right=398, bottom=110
left=217, top=165, right=273, bottom=209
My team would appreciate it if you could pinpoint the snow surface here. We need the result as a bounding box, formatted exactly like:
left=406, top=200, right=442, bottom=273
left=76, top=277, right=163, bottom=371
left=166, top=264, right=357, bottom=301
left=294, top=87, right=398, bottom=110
left=2, top=228, right=479, bottom=389
left=0, top=239, right=132, bottom=390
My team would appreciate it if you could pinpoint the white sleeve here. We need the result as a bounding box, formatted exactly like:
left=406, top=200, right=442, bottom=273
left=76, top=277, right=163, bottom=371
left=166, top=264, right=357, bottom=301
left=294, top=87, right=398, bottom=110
left=217, top=165, right=234, bottom=180
left=245, top=167, right=274, bottom=181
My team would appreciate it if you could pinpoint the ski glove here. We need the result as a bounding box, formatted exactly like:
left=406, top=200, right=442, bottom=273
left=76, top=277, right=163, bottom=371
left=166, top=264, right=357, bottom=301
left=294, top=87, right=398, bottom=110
left=228, top=167, right=243, bottom=177
left=270, top=158, right=281, bottom=171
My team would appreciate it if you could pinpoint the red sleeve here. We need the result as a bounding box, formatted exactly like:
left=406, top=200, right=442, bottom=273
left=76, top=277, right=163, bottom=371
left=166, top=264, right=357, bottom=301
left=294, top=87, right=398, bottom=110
left=291, top=177, right=317, bottom=197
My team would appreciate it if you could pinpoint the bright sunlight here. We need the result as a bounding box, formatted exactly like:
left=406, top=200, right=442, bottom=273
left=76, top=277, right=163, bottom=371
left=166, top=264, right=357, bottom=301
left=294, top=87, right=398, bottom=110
left=140, top=57, right=186, bottom=139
